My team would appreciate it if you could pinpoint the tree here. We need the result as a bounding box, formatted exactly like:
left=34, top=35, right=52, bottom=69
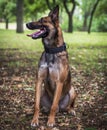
left=94, top=0, right=107, bottom=32
left=80, top=0, right=101, bottom=33
left=25, top=0, right=47, bottom=21
left=80, top=0, right=91, bottom=31
left=45, top=0, right=56, bottom=10
left=16, top=0, right=24, bottom=33
left=88, top=0, right=100, bottom=33
left=63, top=0, right=77, bottom=32
left=0, top=0, right=16, bottom=29
left=96, top=0, right=107, bottom=15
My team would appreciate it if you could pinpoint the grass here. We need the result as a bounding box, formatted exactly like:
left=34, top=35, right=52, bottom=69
left=0, top=29, right=107, bottom=75
left=0, top=29, right=43, bottom=51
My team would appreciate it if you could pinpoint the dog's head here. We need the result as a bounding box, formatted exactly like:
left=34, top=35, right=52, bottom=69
left=26, top=5, right=59, bottom=40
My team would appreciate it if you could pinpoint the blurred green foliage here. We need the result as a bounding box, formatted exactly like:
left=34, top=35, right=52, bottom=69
left=0, top=0, right=106, bottom=32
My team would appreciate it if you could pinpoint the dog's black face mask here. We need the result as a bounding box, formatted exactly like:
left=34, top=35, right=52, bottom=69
left=26, top=5, right=59, bottom=40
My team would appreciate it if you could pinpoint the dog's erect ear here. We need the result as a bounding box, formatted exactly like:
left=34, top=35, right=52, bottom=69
left=49, top=5, right=59, bottom=21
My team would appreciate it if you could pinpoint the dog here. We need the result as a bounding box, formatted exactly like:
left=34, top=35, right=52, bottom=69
left=26, top=5, right=76, bottom=127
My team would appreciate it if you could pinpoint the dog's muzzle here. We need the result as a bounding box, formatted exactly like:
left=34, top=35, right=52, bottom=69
left=26, top=22, right=36, bottom=30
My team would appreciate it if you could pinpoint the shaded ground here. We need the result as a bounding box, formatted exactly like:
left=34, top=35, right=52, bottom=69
left=0, top=49, right=107, bottom=130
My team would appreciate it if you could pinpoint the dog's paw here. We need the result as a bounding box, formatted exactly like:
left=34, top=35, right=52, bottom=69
left=31, top=119, right=39, bottom=127
left=47, top=120, right=55, bottom=127
left=47, top=123, right=54, bottom=128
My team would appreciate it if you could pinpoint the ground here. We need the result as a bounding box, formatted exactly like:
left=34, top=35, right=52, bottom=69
left=0, top=48, right=106, bottom=130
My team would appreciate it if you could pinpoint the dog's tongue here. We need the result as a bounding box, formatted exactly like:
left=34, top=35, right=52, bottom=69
left=27, top=29, right=44, bottom=37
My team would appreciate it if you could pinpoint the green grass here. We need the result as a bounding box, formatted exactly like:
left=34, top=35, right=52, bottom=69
left=0, top=29, right=107, bottom=75
left=64, top=32, right=107, bottom=74
left=0, top=29, right=43, bottom=51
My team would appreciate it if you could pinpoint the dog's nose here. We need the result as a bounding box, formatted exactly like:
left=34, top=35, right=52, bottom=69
left=26, top=22, right=34, bottom=30
left=26, top=23, right=31, bottom=29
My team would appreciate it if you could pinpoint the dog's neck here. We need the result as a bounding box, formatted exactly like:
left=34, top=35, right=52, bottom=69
left=42, top=26, right=64, bottom=48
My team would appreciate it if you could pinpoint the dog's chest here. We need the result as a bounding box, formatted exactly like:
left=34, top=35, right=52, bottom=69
left=40, top=53, right=60, bottom=81
left=48, top=62, right=59, bottom=81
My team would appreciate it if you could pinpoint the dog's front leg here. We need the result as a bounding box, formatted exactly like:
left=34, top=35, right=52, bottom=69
left=31, top=78, right=42, bottom=127
left=47, top=82, right=63, bottom=127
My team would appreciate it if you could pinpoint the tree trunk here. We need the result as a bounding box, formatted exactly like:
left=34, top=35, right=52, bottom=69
left=82, top=13, right=88, bottom=31
left=53, top=0, right=56, bottom=5
left=63, top=0, right=76, bottom=33
left=5, top=18, right=9, bottom=29
left=16, top=0, right=24, bottom=33
left=45, top=0, right=51, bottom=10
left=88, top=0, right=100, bottom=33
left=68, top=13, right=73, bottom=32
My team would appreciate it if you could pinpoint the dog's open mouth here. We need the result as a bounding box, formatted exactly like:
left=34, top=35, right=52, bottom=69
left=27, top=27, right=47, bottom=39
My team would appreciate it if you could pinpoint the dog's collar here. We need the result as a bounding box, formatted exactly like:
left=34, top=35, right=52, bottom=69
left=44, top=43, right=66, bottom=54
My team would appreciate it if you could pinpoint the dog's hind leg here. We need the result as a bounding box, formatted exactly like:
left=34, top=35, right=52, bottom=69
left=40, top=91, right=52, bottom=113
left=59, top=93, right=70, bottom=111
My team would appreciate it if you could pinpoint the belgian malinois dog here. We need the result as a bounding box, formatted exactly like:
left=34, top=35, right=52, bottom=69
left=26, top=5, right=76, bottom=127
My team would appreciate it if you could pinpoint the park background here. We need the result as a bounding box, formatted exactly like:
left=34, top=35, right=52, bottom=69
left=0, top=0, right=107, bottom=130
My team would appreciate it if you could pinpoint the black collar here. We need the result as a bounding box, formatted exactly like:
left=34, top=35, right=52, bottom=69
left=44, top=43, right=66, bottom=54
